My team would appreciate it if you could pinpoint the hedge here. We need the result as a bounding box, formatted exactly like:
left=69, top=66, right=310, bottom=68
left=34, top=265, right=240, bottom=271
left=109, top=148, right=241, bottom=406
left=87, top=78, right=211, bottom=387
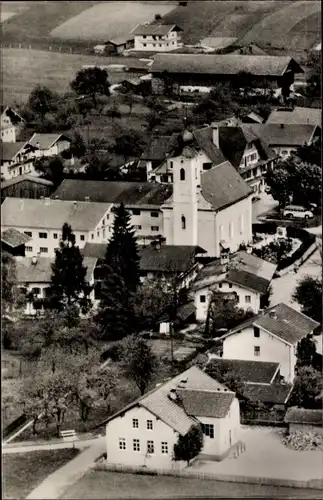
left=252, top=222, right=277, bottom=234
left=277, top=228, right=316, bottom=270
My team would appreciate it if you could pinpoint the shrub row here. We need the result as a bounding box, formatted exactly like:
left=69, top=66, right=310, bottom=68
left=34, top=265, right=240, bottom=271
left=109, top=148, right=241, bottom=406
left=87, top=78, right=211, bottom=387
left=277, top=228, right=316, bottom=270
left=252, top=222, right=277, bottom=234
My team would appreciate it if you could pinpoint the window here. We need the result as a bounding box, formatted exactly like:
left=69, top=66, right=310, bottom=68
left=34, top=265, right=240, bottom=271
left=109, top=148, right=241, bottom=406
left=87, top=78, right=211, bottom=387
left=170, top=161, right=173, bottom=168
left=181, top=215, right=186, bottom=230
left=132, top=418, right=139, bottom=428
left=147, top=420, right=153, bottom=430
left=203, top=162, right=212, bottom=171
left=161, top=442, right=168, bottom=454
left=97, top=231, right=99, bottom=237
left=119, top=438, right=126, bottom=450
left=91, top=233, right=94, bottom=240
left=245, top=295, right=251, bottom=303
left=143, top=43, right=147, bottom=47
left=200, top=295, right=206, bottom=303
left=254, top=346, right=260, bottom=356
left=218, top=282, right=222, bottom=289
left=229, top=283, right=232, bottom=289
left=133, top=208, right=141, bottom=216
left=24, top=231, right=32, bottom=237
left=134, top=225, right=142, bottom=230
left=39, top=232, right=47, bottom=239
left=201, top=423, right=214, bottom=438
left=180, top=168, right=185, bottom=181
left=26, top=246, right=33, bottom=252
left=80, top=235, right=85, bottom=241
left=143, top=35, right=146, bottom=39
left=102, top=229, right=105, bottom=238
left=133, top=439, right=140, bottom=452
left=31, top=287, right=41, bottom=295
left=254, top=326, right=260, bottom=338
left=147, top=440, right=154, bottom=454
left=151, top=226, right=159, bottom=231
left=151, top=211, right=159, bottom=218
left=40, top=247, right=48, bottom=253
left=53, top=233, right=58, bottom=239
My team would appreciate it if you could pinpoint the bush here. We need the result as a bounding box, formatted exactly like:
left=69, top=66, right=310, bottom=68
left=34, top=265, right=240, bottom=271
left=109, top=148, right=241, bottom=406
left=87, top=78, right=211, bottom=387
left=277, top=229, right=315, bottom=270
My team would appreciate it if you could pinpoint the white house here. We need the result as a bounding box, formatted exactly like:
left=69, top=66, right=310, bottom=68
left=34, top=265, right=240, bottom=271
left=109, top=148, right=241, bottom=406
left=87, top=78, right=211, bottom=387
left=132, top=24, right=183, bottom=52
left=28, top=133, right=72, bottom=157
left=1, top=106, right=24, bottom=143
left=192, top=251, right=277, bottom=321
left=1, top=198, right=113, bottom=257
left=219, top=303, right=319, bottom=382
left=1, top=142, right=40, bottom=180
left=101, top=365, right=240, bottom=469
left=15, top=255, right=98, bottom=316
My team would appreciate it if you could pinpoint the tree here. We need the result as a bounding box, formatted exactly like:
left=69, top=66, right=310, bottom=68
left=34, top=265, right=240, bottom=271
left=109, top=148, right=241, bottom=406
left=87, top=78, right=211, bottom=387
left=205, top=293, right=254, bottom=338
left=292, top=275, right=322, bottom=323
left=173, top=424, right=204, bottom=465
left=71, top=67, right=110, bottom=107
left=205, top=363, right=245, bottom=396
left=1, top=251, right=26, bottom=316
left=290, top=366, right=322, bottom=409
left=265, top=164, right=292, bottom=208
left=49, top=223, right=92, bottom=314
left=296, top=143, right=321, bottom=168
left=121, top=89, right=136, bottom=115
left=27, top=85, right=59, bottom=120
left=296, top=334, right=317, bottom=369
left=113, top=129, right=146, bottom=162
left=69, top=131, right=86, bottom=158
left=95, top=203, right=140, bottom=339
left=135, top=276, right=175, bottom=331
left=119, top=334, right=158, bottom=395
left=34, top=155, right=65, bottom=187
left=305, top=52, right=321, bottom=99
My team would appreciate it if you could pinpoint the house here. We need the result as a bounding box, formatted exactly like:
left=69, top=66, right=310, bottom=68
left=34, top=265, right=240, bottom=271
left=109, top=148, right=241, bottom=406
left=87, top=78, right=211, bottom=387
left=15, top=256, right=97, bottom=316
left=219, top=303, right=320, bottom=382
left=99, top=365, right=240, bottom=469
left=1, top=142, right=40, bottom=180
left=191, top=251, right=277, bottom=321
left=1, top=228, right=31, bottom=257
left=245, top=123, right=321, bottom=158
left=284, top=408, right=323, bottom=435
left=1, top=198, right=113, bottom=258
left=132, top=24, right=183, bottom=52
left=104, top=35, right=134, bottom=54
left=140, top=134, right=182, bottom=182
left=197, top=124, right=277, bottom=194
left=266, top=107, right=322, bottom=127
left=51, top=179, right=173, bottom=246
left=150, top=54, right=303, bottom=95
left=28, top=133, right=72, bottom=157
left=1, top=175, right=54, bottom=203
left=1, top=105, right=24, bottom=143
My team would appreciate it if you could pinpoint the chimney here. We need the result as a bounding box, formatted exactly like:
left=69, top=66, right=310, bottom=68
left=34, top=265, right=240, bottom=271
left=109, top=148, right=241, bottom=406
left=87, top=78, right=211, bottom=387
left=269, top=309, right=277, bottom=318
left=211, top=123, right=219, bottom=148
left=168, top=389, right=178, bottom=401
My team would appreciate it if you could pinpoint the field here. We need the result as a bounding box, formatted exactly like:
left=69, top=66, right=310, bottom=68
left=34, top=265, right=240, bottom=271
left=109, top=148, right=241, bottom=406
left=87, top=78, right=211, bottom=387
left=62, top=470, right=323, bottom=499
left=1, top=48, right=144, bottom=104
left=3, top=449, right=79, bottom=499
left=51, top=1, right=178, bottom=42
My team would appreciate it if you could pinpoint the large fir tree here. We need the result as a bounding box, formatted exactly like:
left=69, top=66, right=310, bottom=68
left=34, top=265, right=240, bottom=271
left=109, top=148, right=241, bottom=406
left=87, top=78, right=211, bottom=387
left=96, top=203, right=140, bottom=339
left=49, top=223, right=92, bottom=314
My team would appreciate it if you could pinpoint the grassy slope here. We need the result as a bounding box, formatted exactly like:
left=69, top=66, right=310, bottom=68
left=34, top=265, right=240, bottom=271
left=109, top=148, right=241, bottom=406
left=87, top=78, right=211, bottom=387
left=3, top=449, right=79, bottom=499
left=51, top=1, right=178, bottom=42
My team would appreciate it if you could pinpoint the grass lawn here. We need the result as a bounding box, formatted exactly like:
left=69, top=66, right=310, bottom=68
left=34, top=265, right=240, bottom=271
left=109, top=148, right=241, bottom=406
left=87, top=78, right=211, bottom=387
left=3, top=448, right=79, bottom=500
left=61, top=470, right=323, bottom=499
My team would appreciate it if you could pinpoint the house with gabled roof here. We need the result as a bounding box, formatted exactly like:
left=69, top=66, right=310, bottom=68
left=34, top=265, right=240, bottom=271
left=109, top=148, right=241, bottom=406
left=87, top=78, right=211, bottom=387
left=1, top=174, right=54, bottom=203
left=1, top=228, right=31, bottom=257
left=29, top=133, right=71, bottom=157
left=132, top=24, right=183, bottom=52
left=1, top=105, right=24, bottom=143
left=219, top=303, right=320, bottom=382
left=191, top=250, right=277, bottom=321
left=1, top=141, right=40, bottom=180
left=98, top=365, right=240, bottom=468
left=266, top=107, right=321, bottom=127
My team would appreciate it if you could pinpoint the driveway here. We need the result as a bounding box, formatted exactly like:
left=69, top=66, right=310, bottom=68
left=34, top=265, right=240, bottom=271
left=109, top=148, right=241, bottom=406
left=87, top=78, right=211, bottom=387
left=192, top=426, right=323, bottom=482
left=252, top=193, right=279, bottom=223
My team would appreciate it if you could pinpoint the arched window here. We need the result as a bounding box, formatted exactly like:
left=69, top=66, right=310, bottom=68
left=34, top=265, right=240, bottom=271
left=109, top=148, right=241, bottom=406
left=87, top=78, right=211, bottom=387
left=180, top=168, right=185, bottom=181
left=181, top=215, right=186, bottom=230
left=239, top=214, right=244, bottom=233
left=229, top=221, right=234, bottom=239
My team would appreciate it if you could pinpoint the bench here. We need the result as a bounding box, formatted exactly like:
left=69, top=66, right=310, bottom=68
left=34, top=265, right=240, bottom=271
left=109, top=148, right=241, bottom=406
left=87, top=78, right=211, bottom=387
left=61, top=429, right=77, bottom=442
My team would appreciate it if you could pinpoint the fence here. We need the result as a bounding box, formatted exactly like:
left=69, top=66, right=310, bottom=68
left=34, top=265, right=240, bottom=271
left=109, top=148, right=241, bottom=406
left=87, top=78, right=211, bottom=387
left=1, top=40, right=101, bottom=57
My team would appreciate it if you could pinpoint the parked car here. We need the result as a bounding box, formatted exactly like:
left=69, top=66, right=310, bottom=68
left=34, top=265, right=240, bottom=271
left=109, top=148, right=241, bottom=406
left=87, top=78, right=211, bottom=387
left=283, top=205, right=314, bottom=220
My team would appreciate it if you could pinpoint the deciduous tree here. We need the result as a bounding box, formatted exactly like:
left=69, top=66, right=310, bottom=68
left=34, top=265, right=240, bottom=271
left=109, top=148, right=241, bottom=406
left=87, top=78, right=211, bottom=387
left=205, top=293, right=254, bottom=338
left=290, top=365, right=322, bottom=409
left=71, top=67, right=110, bottom=107
left=34, top=155, right=65, bottom=187
left=173, top=424, right=204, bottom=465
left=27, top=85, right=59, bottom=120
left=292, top=275, right=322, bottom=324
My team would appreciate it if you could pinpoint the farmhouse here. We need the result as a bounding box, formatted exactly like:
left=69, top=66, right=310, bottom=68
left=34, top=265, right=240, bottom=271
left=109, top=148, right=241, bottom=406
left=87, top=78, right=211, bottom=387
left=1, top=197, right=113, bottom=258
left=191, top=250, right=277, bottom=321
left=15, top=255, right=97, bottom=316
left=0, top=142, right=40, bottom=180
left=1, top=175, right=54, bottom=203
left=0, top=105, right=24, bottom=143
left=150, top=54, right=303, bottom=95
left=246, top=123, right=321, bottom=158
left=266, top=107, right=322, bottom=127
left=29, top=133, right=72, bottom=157
left=219, top=303, right=320, bottom=382
left=132, top=24, right=183, bottom=52
left=104, top=35, right=134, bottom=54
left=99, top=365, right=240, bottom=468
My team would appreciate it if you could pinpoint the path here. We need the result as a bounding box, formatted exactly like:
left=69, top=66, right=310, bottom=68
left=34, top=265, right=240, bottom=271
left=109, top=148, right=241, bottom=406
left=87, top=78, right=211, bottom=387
left=25, top=437, right=106, bottom=500
left=2, top=436, right=101, bottom=454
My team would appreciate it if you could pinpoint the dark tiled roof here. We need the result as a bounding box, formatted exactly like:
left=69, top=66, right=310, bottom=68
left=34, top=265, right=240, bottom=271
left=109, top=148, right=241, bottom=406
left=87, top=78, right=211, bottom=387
left=193, top=127, right=227, bottom=166
left=132, top=24, right=182, bottom=36
left=246, top=124, right=318, bottom=147
left=267, top=107, right=321, bottom=127
left=1, top=142, right=29, bottom=160
left=285, top=407, right=323, bottom=426
left=207, top=359, right=280, bottom=384
left=227, top=268, right=271, bottom=294
left=201, top=161, right=252, bottom=211
left=141, top=135, right=181, bottom=161
left=52, top=180, right=173, bottom=207
left=1, top=175, right=53, bottom=190
left=82, top=243, right=107, bottom=260
left=244, top=383, right=293, bottom=405
left=139, top=245, right=205, bottom=273
left=179, top=389, right=235, bottom=418
left=151, top=54, right=303, bottom=76
left=1, top=228, right=31, bottom=248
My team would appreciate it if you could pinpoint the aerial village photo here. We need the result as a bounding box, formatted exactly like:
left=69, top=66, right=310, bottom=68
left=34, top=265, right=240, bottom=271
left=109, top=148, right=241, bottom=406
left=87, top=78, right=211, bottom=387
left=1, top=0, right=322, bottom=498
